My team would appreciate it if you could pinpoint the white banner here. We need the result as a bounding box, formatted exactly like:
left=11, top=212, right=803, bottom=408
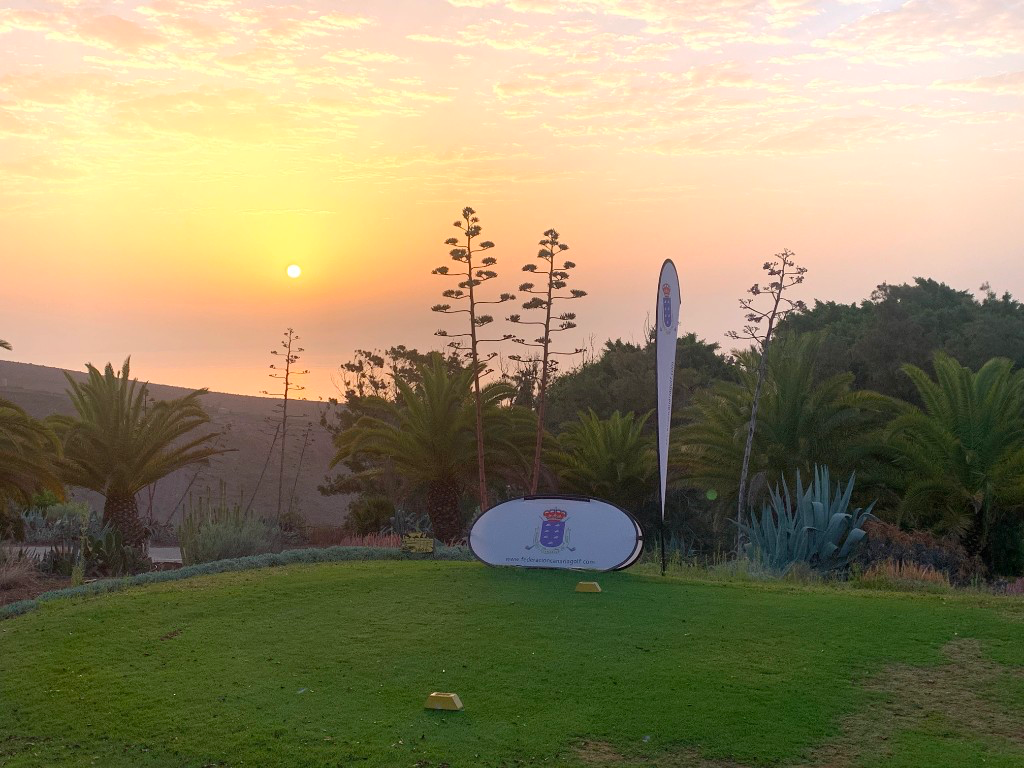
left=469, top=496, right=643, bottom=571
left=656, top=260, right=681, bottom=523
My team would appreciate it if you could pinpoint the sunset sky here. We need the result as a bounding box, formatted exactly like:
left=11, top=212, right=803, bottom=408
left=2, top=0, right=1022, bottom=399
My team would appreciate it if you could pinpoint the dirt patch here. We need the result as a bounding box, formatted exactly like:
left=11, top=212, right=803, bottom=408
left=0, top=574, right=71, bottom=607
left=803, top=637, right=1024, bottom=767
left=575, top=638, right=1024, bottom=768
left=574, top=740, right=745, bottom=767
left=574, top=740, right=629, bottom=764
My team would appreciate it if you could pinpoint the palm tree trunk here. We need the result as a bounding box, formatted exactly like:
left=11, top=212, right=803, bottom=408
left=427, top=479, right=463, bottom=543
left=104, top=493, right=147, bottom=548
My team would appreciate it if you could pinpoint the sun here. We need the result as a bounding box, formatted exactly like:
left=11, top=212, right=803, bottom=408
left=286, top=264, right=301, bottom=279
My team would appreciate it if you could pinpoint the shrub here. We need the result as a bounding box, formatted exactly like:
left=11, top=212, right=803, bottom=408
left=1, top=544, right=474, bottom=620
left=739, top=466, right=875, bottom=574
left=987, top=517, right=1024, bottom=578
left=85, top=527, right=151, bottom=577
left=144, top=518, right=178, bottom=546
left=1, top=505, right=25, bottom=540
left=277, top=508, right=309, bottom=548
left=1005, top=577, right=1024, bottom=597
left=39, top=542, right=79, bottom=578
left=308, top=529, right=402, bottom=548
left=854, top=558, right=951, bottom=592
left=21, top=501, right=95, bottom=545
left=0, top=550, right=38, bottom=592
left=854, top=520, right=984, bottom=586
left=343, top=495, right=396, bottom=535
left=178, top=502, right=282, bottom=566
left=387, top=507, right=433, bottom=536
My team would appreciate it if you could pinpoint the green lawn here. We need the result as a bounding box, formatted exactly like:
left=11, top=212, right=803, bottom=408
left=1, top=561, right=1022, bottom=767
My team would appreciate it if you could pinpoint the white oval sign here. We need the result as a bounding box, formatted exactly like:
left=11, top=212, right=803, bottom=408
left=470, top=495, right=644, bottom=571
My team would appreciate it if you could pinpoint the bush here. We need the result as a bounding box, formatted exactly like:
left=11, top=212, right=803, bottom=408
left=21, top=502, right=95, bottom=545
left=85, top=527, right=152, bottom=577
left=277, top=508, right=309, bottom=548
left=0, top=550, right=38, bottom=592
left=987, top=517, right=1024, bottom=578
left=178, top=502, right=283, bottom=566
left=1, top=544, right=474, bottom=620
left=39, top=542, right=79, bottom=578
left=854, top=558, right=951, bottom=592
left=344, top=495, right=396, bottom=535
left=144, top=518, right=178, bottom=547
left=1, top=505, right=25, bottom=540
left=854, top=520, right=984, bottom=586
left=307, top=528, right=402, bottom=548
left=739, top=466, right=875, bottom=574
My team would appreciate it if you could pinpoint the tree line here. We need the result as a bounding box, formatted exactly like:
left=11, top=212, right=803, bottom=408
left=322, top=269, right=1024, bottom=578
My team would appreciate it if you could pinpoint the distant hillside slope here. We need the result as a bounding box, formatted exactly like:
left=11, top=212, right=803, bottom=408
left=0, top=360, right=350, bottom=527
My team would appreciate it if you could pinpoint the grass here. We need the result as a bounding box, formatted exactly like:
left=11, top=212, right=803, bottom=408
left=1, top=561, right=1022, bottom=767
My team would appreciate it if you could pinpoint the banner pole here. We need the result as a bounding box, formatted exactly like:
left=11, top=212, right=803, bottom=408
left=660, top=516, right=666, bottom=576
left=654, top=259, right=680, bottom=578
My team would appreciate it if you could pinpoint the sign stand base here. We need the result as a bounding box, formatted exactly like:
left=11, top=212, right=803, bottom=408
left=424, top=692, right=464, bottom=711
left=575, top=581, right=602, bottom=593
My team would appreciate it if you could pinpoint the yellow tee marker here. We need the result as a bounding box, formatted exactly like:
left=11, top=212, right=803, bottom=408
left=424, top=692, right=464, bottom=711
left=575, top=581, right=601, bottom=592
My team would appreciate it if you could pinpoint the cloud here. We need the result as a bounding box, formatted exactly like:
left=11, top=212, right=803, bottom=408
left=323, top=49, right=405, bottom=64
left=0, top=8, right=55, bottom=35
left=932, top=70, right=1024, bottom=95
left=0, top=108, right=29, bottom=134
left=815, top=0, right=1024, bottom=62
left=645, top=113, right=914, bottom=155
left=241, top=207, right=337, bottom=215
left=1, top=0, right=1021, bottom=203
left=441, top=0, right=817, bottom=44
left=0, top=155, right=84, bottom=179
left=76, top=14, right=163, bottom=50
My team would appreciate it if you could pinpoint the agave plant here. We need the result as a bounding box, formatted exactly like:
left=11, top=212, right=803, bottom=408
left=738, top=466, right=876, bottom=573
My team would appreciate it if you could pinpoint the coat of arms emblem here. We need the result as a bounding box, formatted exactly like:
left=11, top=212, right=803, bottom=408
left=527, top=508, right=575, bottom=553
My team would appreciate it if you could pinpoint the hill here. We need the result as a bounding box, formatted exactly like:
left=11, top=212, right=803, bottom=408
left=0, top=360, right=349, bottom=527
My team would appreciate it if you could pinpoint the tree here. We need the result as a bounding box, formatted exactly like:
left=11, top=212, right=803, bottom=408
left=547, top=410, right=656, bottom=513
left=329, top=354, right=529, bottom=542
left=0, top=339, right=11, bottom=351
left=508, top=228, right=587, bottom=493
left=881, top=353, right=1024, bottom=575
left=318, top=346, right=463, bottom=504
left=544, top=332, right=734, bottom=429
left=0, top=398, right=64, bottom=508
left=52, top=359, right=228, bottom=548
left=780, top=278, right=1024, bottom=403
left=727, top=249, right=807, bottom=550
left=261, top=328, right=308, bottom=520
left=431, top=207, right=515, bottom=512
left=676, top=334, right=896, bottom=524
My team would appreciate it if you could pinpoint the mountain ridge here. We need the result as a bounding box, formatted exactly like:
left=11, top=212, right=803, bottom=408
left=0, top=359, right=349, bottom=528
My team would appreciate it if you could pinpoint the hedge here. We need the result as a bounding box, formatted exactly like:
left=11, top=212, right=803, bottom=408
left=1, top=545, right=474, bottom=620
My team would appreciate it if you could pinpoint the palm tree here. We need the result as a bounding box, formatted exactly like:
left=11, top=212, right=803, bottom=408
left=547, top=410, right=656, bottom=513
left=330, top=354, right=530, bottom=542
left=0, top=398, right=64, bottom=507
left=676, top=334, right=897, bottom=514
left=51, top=359, right=227, bottom=548
left=0, top=339, right=11, bottom=351
left=882, top=353, right=1024, bottom=572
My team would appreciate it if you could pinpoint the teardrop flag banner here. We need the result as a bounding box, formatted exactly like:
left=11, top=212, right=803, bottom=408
left=655, top=259, right=680, bottom=575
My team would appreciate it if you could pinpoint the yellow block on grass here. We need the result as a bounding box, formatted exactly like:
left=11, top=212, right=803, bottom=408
left=576, top=581, right=601, bottom=593
left=424, top=692, right=464, bottom=711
